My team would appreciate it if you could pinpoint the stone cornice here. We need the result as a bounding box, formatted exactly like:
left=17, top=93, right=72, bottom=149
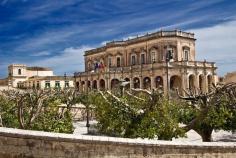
left=84, top=30, right=195, bottom=57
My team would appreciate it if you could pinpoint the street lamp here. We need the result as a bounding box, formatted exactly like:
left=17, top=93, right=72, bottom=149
left=166, top=49, right=174, bottom=100
left=166, top=56, right=169, bottom=100
left=85, top=71, right=90, bottom=133
left=73, top=72, right=77, bottom=91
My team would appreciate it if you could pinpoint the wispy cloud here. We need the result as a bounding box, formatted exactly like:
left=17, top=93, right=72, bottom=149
left=1, top=0, right=8, bottom=6
left=189, top=20, right=236, bottom=76
left=30, top=46, right=93, bottom=75
left=31, top=51, right=51, bottom=57
left=1, top=0, right=236, bottom=78
left=14, top=26, right=83, bottom=52
left=18, top=0, right=79, bottom=20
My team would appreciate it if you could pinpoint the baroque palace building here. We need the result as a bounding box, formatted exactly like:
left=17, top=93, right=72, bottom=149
left=74, top=30, right=217, bottom=95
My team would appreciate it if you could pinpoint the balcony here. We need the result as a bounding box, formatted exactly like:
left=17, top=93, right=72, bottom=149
left=75, top=61, right=216, bottom=77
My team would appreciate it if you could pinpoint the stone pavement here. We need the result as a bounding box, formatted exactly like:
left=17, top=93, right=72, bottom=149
left=73, top=121, right=236, bottom=142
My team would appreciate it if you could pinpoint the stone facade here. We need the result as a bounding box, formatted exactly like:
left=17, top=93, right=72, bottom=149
left=8, top=64, right=54, bottom=88
left=19, top=76, right=75, bottom=89
left=224, top=72, right=236, bottom=83
left=75, top=30, right=217, bottom=95
left=6, top=64, right=75, bottom=89
left=0, top=127, right=236, bottom=158
left=0, top=78, right=8, bottom=86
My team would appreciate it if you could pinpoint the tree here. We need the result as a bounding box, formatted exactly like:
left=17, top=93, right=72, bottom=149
left=56, top=88, right=80, bottom=110
left=91, top=89, right=185, bottom=140
left=0, top=95, right=18, bottom=128
left=2, top=89, right=53, bottom=129
left=177, top=83, right=236, bottom=142
left=0, top=89, right=74, bottom=133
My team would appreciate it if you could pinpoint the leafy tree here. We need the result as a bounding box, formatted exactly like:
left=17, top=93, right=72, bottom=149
left=0, top=95, right=18, bottom=127
left=31, top=98, right=74, bottom=133
left=177, top=83, right=236, bottom=142
left=56, top=88, right=80, bottom=110
left=91, top=89, right=185, bottom=140
left=0, top=89, right=74, bottom=133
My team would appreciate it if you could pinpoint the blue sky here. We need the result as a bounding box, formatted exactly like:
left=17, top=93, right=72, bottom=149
left=0, top=0, right=236, bottom=78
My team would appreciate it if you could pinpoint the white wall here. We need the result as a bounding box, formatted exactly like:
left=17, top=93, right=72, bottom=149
left=39, top=80, right=74, bottom=89
left=26, top=70, right=53, bottom=78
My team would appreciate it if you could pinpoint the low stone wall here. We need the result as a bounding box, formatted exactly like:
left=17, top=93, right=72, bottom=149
left=0, top=127, right=236, bottom=158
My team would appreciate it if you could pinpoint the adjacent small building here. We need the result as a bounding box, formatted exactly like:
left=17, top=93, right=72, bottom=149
left=8, top=64, right=54, bottom=88
left=19, top=76, right=74, bottom=89
left=7, top=64, right=74, bottom=89
left=224, top=71, right=236, bottom=83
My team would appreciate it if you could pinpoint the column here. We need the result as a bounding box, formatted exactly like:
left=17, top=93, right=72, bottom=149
left=163, top=75, right=168, bottom=96
left=105, top=78, right=108, bottom=90
left=181, top=73, right=187, bottom=96
left=203, top=75, right=208, bottom=93
left=151, top=76, right=155, bottom=90
left=108, top=79, right=111, bottom=90
left=140, top=77, right=143, bottom=89
left=97, top=79, right=100, bottom=90
left=79, top=81, right=82, bottom=93
left=194, top=75, right=199, bottom=90
left=130, top=77, right=133, bottom=90
left=85, top=80, right=89, bottom=93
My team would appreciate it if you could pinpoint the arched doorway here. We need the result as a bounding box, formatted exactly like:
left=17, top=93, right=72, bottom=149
left=155, top=76, right=163, bottom=89
left=81, top=81, right=85, bottom=91
left=207, top=75, right=213, bottom=92
left=76, top=82, right=80, bottom=90
left=124, top=78, right=130, bottom=89
left=111, top=78, right=119, bottom=89
left=199, top=75, right=204, bottom=91
left=170, top=75, right=182, bottom=90
left=133, top=77, right=140, bottom=89
left=99, top=79, right=106, bottom=90
left=189, top=74, right=195, bottom=90
left=87, top=81, right=91, bottom=90
left=143, top=77, right=151, bottom=89
left=92, top=80, right=97, bottom=89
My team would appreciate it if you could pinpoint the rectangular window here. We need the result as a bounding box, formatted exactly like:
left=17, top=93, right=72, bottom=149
left=108, top=57, right=112, bottom=67
left=152, top=52, right=156, bottom=63
left=117, top=57, right=121, bottom=67
left=45, top=81, right=50, bottom=89
left=184, top=50, right=189, bottom=61
left=65, top=81, right=69, bottom=88
left=131, top=55, right=136, bottom=65
left=141, top=54, right=145, bottom=64
left=166, top=48, right=174, bottom=61
left=55, top=81, right=60, bottom=88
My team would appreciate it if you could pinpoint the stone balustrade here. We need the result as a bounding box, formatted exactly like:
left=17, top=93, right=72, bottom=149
left=75, top=61, right=216, bottom=77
